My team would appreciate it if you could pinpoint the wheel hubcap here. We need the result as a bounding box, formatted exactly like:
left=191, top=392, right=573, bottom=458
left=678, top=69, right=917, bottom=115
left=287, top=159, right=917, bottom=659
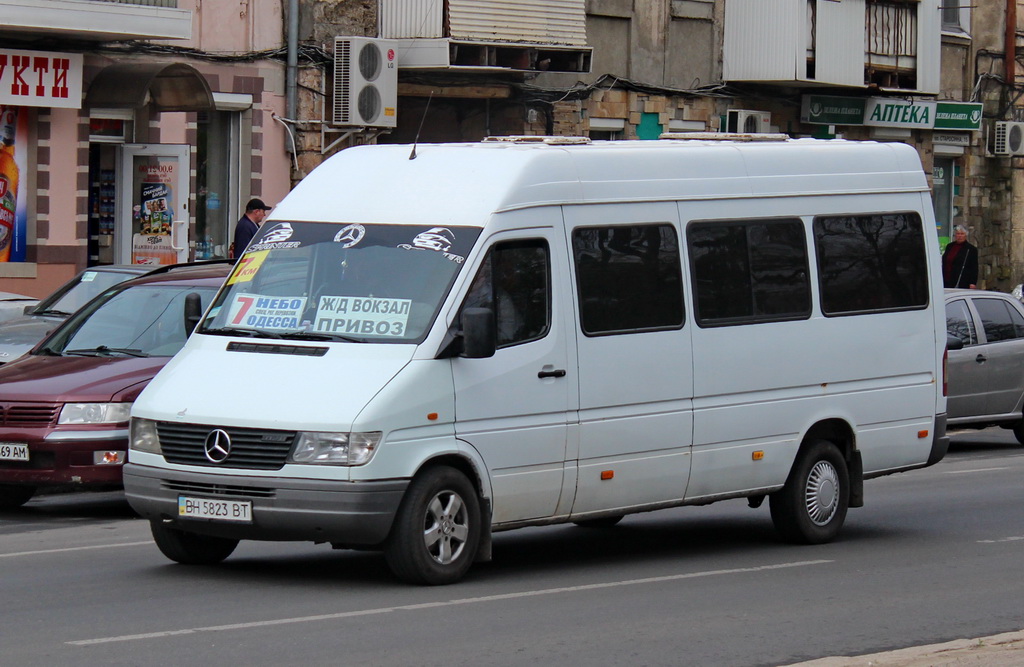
left=422, top=490, right=469, bottom=565
left=804, top=460, right=840, bottom=526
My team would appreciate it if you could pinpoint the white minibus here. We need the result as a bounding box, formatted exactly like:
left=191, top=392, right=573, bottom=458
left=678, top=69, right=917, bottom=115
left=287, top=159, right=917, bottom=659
left=125, top=135, right=949, bottom=584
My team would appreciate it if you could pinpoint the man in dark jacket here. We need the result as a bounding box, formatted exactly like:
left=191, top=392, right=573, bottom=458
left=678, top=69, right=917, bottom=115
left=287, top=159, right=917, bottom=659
left=942, top=225, right=978, bottom=289
left=231, top=198, right=272, bottom=257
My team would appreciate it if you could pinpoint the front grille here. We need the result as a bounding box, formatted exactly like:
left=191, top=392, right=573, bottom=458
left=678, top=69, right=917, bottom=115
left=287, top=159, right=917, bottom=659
left=157, top=422, right=296, bottom=470
left=0, top=403, right=60, bottom=426
left=162, top=479, right=276, bottom=498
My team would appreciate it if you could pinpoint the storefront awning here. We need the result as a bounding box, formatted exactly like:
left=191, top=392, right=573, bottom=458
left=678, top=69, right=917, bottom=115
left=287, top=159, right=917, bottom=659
left=85, top=62, right=213, bottom=112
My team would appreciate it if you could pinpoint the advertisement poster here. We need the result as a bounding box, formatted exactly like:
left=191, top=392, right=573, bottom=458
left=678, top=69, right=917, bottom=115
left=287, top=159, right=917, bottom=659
left=0, top=105, right=28, bottom=262
left=131, top=158, right=178, bottom=265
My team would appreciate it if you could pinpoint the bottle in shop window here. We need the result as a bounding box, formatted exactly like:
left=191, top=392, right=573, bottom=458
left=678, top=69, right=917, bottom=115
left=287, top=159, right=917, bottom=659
left=0, top=106, right=19, bottom=262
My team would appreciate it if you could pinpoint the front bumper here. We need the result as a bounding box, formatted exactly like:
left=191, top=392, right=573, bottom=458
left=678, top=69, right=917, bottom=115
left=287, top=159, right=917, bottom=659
left=123, top=463, right=408, bottom=546
left=0, top=429, right=128, bottom=487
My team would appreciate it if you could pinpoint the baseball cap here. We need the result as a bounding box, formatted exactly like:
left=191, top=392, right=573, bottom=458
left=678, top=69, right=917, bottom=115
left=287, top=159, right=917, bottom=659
left=245, top=198, right=273, bottom=212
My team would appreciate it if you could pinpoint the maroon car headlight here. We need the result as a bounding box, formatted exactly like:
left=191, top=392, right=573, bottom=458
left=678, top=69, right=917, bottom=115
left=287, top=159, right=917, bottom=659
left=58, top=403, right=132, bottom=425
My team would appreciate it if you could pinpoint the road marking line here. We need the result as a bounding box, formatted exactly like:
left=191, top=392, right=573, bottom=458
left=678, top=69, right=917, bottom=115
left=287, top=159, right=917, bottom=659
left=68, top=559, right=833, bottom=646
left=0, top=541, right=151, bottom=559
left=943, top=467, right=1008, bottom=474
left=977, top=536, right=1024, bottom=544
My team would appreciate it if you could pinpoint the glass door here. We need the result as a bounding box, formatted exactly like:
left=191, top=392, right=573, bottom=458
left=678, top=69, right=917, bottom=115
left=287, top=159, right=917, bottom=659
left=116, top=144, right=190, bottom=264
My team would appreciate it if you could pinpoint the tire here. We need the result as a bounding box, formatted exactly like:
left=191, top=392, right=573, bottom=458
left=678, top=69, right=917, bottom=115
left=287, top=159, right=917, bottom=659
left=1013, top=421, right=1024, bottom=446
left=150, top=521, right=239, bottom=565
left=573, top=515, right=624, bottom=528
left=769, top=440, right=849, bottom=544
left=384, top=466, right=481, bottom=585
left=0, top=485, right=35, bottom=510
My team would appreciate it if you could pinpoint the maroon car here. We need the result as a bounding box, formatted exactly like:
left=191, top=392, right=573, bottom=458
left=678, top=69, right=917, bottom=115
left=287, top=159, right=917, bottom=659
left=0, top=261, right=230, bottom=509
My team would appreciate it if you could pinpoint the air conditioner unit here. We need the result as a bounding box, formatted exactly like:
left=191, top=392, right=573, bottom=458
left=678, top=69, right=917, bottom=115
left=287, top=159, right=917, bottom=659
left=332, top=37, right=398, bottom=128
left=993, top=121, right=1024, bottom=156
left=725, top=109, right=772, bottom=134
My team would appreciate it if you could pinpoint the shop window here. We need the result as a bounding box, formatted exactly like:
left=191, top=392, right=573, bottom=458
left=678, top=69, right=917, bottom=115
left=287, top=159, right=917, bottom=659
left=196, top=110, right=241, bottom=259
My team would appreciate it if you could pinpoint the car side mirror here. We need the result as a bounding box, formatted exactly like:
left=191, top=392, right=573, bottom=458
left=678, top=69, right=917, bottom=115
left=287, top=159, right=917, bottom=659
left=946, top=334, right=964, bottom=351
left=23, top=304, right=35, bottom=315
left=183, top=292, right=203, bottom=336
left=461, top=307, right=496, bottom=359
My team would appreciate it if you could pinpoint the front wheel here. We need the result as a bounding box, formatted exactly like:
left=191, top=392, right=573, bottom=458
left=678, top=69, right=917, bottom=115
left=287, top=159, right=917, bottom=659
left=385, top=466, right=481, bottom=585
left=769, top=440, right=849, bottom=544
left=150, top=521, right=239, bottom=565
left=0, top=485, right=35, bottom=510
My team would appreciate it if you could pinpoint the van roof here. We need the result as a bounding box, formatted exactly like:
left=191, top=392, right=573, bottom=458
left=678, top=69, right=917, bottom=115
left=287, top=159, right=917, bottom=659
left=272, top=138, right=929, bottom=228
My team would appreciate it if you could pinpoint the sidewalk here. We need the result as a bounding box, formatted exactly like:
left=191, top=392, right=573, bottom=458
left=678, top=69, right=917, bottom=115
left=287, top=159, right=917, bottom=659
left=784, top=630, right=1024, bottom=666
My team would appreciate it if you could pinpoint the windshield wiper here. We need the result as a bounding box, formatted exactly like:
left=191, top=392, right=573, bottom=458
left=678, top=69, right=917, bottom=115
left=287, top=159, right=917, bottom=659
left=277, top=331, right=363, bottom=343
left=31, top=308, right=73, bottom=317
left=199, top=326, right=283, bottom=339
left=64, top=346, right=149, bottom=358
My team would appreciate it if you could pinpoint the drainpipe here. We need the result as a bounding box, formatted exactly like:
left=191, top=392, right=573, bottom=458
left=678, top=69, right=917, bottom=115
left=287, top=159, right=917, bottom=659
left=286, top=0, right=298, bottom=122
left=1007, top=0, right=1016, bottom=87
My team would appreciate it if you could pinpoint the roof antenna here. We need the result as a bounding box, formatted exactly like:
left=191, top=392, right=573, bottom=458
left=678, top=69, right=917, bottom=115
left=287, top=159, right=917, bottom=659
left=409, top=92, right=433, bottom=160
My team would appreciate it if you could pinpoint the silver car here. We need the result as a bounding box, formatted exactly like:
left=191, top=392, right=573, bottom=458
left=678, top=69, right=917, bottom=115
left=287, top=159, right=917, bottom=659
left=945, top=288, right=1024, bottom=443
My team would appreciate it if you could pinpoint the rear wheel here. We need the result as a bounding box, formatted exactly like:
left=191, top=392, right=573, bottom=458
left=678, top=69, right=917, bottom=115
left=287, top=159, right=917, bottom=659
left=769, top=440, right=849, bottom=544
left=0, top=485, right=35, bottom=510
left=385, top=466, right=481, bottom=585
left=150, top=521, right=239, bottom=565
left=1013, top=420, right=1024, bottom=445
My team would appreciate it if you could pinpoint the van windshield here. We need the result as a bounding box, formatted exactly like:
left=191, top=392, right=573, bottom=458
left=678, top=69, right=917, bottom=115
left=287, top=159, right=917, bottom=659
left=200, top=221, right=480, bottom=343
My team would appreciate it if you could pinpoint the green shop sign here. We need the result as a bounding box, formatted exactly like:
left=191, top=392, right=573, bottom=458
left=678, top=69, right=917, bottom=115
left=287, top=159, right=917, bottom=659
left=934, top=102, right=983, bottom=130
left=801, top=95, right=982, bottom=131
left=864, top=99, right=935, bottom=128
left=801, top=96, right=865, bottom=125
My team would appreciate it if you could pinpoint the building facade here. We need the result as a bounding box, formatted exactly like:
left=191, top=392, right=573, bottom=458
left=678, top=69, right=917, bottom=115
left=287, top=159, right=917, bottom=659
left=4, top=0, right=1024, bottom=295
left=0, top=0, right=293, bottom=296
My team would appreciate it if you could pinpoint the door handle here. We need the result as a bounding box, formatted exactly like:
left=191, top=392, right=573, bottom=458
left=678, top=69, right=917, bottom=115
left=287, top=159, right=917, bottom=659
left=975, top=354, right=987, bottom=363
left=538, top=369, right=567, bottom=379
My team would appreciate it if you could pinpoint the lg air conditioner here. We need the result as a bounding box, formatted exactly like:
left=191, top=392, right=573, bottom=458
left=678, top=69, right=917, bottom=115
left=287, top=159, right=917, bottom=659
left=993, top=121, right=1024, bottom=156
left=725, top=109, right=772, bottom=134
left=332, top=37, right=398, bottom=128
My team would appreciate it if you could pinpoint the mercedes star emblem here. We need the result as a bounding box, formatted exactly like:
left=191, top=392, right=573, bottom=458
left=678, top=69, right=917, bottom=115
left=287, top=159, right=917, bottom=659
left=204, top=429, right=232, bottom=463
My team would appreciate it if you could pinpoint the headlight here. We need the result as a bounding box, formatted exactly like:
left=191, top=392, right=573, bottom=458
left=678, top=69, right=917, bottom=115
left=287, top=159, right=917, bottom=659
left=130, top=417, right=161, bottom=454
left=58, top=403, right=132, bottom=425
left=288, top=431, right=382, bottom=466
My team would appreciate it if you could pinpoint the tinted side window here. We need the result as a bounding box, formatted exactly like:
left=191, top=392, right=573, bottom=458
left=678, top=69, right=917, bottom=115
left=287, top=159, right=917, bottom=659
left=945, top=299, right=976, bottom=345
left=572, top=224, right=684, bottom=335
left=973, top=298, right=1020, bottom=343
left=688, top=218, right=810, bottom=326
left=814, top=213, right=929, bottom=315
left=461, top=240, right=550, bottom=348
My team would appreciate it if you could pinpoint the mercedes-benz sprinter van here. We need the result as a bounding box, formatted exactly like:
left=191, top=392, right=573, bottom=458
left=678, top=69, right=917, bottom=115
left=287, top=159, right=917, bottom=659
left=125, top=135, right=948, bottom=584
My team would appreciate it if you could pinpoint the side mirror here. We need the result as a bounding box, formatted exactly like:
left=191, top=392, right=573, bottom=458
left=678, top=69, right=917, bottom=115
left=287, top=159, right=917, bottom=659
left=946, top=334, right=964, bottom=351
left=183, top=292, right=203, bottom=336
left=461, top=307, right=496, bottom=359
left=23, top=304, right=35, bottom=315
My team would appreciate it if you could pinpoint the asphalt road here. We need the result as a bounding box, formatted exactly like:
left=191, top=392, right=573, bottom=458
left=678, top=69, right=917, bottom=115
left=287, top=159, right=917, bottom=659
left=1, top=428, right=1021, bottom=667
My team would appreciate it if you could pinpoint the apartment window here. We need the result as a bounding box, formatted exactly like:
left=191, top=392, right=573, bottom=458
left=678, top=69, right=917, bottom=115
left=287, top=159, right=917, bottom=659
left=814, top=212, right=929, bottom=315
left=572, top=224, right=684, bottom=335
left=688, top=218, right=811, bottom=326
left=941, top=0, right=969, bottom=34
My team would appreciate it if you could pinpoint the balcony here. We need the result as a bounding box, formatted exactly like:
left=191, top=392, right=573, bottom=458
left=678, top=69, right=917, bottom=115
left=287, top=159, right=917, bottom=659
left=0, top=0, right=191, bottom=42
left=724, top=0, right=939, bottom=95
left=381, top=0, right=591, bottom=73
